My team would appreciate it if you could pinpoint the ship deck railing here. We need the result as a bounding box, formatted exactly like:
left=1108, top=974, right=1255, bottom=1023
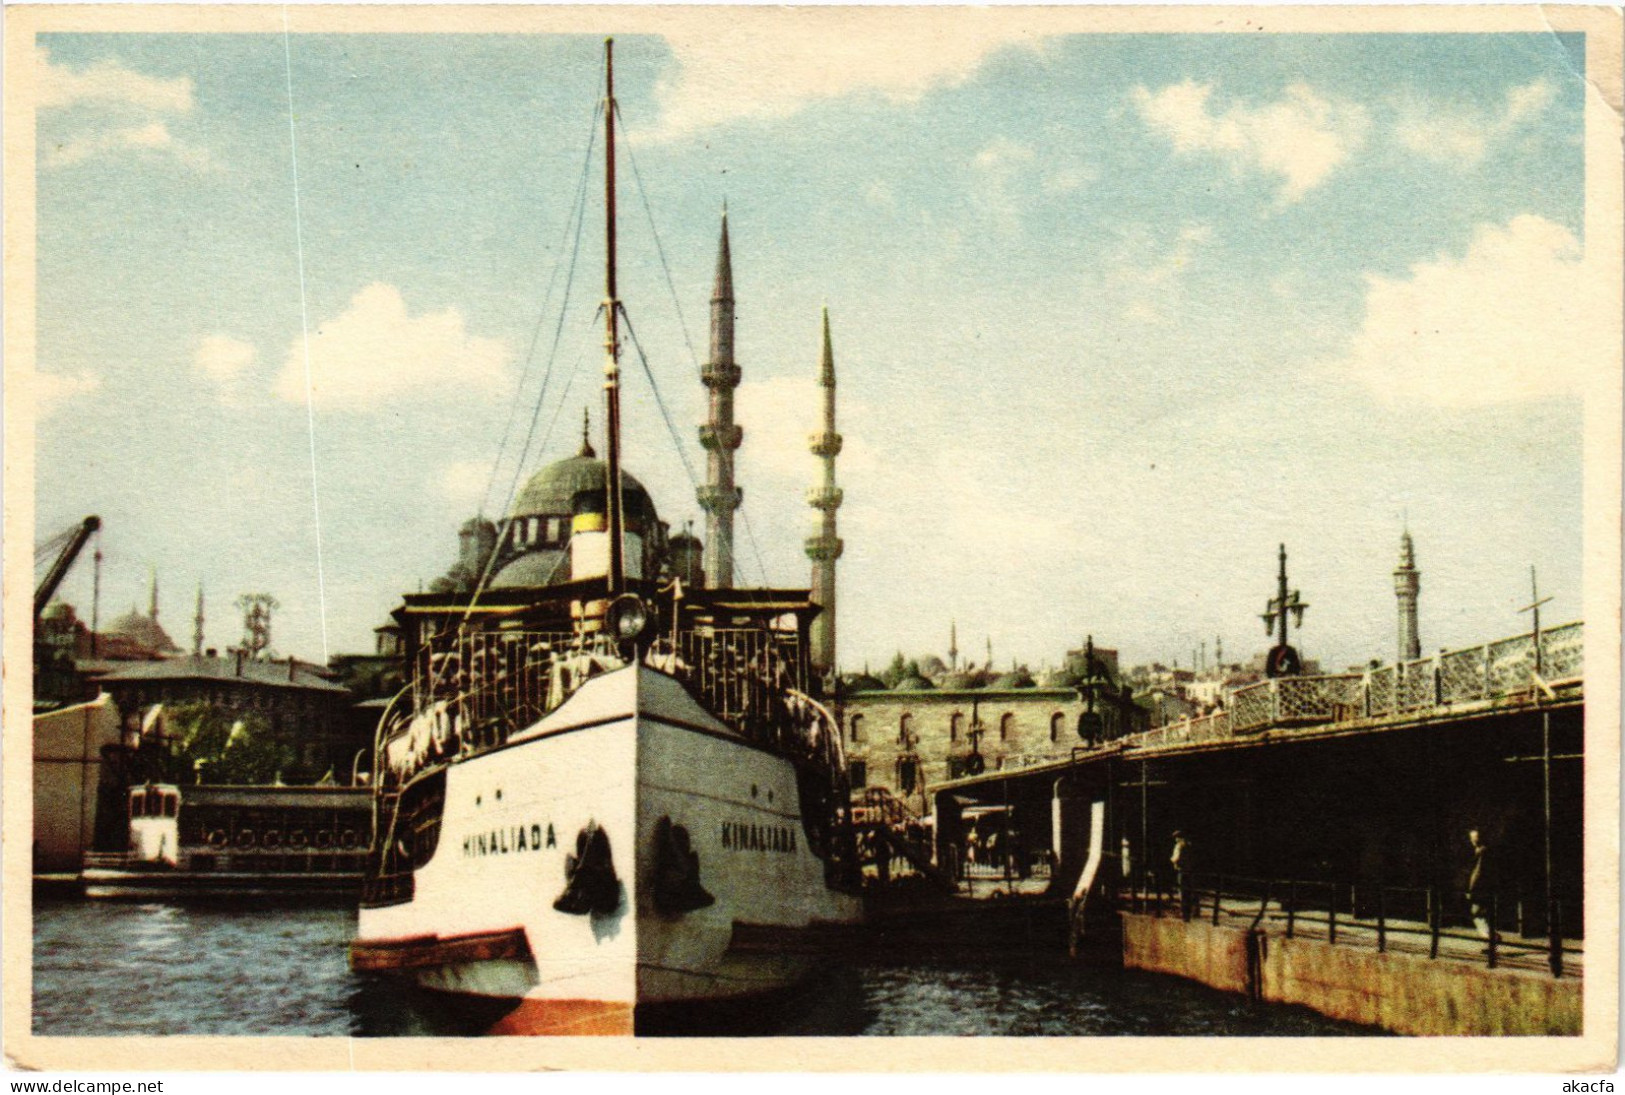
left=377, top=623, right=818, bottom=791
left=83, top=848, right=365, bottom=874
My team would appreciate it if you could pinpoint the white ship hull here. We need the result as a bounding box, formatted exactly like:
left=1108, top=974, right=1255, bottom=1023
left=353, top=663, right=862, bottom=1034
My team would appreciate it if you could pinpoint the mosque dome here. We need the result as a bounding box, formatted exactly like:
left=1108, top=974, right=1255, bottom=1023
left=842, top=672, right=886, bottom=693
left=107, top=607, right=179, bottom=654
left=940, top=670, right=986, bottom=690
left=508, top=430, right=658, bottom=526
left=990, top=668, right=1036, bottom=690
left=489, top=549, right=571, bottom=589
left=486, top=421, right=667, bottom=590
left=893, top=673, right=936, bottom=692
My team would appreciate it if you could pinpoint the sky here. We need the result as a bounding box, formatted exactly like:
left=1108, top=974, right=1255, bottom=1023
left=30, top=25, right=1596, bottom=676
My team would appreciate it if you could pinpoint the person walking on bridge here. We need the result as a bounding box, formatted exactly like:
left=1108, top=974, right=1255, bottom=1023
left=1466, top=828, right=1498, bottom=949
left=1171, top=830, right=1193, bottom=919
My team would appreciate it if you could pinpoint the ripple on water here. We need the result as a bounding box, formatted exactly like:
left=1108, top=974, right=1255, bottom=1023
left=34, top=901, right=1384, bottom=1038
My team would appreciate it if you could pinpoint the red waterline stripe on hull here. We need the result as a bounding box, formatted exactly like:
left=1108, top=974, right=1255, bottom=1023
left=487, top=998, right=633, bottom=1036
left=350, top=926, right=531, bottom=972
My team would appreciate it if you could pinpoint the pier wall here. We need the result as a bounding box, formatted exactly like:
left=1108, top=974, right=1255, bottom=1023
left=1121, top=913, right=1580, bottom=1036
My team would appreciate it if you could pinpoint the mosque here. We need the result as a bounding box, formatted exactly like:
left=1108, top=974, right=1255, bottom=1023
left=425, top=212, right=845, bottom=677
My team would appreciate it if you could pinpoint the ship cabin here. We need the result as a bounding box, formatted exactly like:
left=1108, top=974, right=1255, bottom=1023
left=378, top=579, right=831, bottom=789
left=125, top=783, right=181, bottom=866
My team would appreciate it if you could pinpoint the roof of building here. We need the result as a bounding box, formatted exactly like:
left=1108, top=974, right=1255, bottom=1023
left=892, top=673, right=936, bottom=692
left=90, top=654, right=350, bottom=693
left=939, top=670, right=987, bottom=690
left=490, top=548, right=570, bottom=589
left=991, top=668, right=1037, bottom=689
left=509, top=447, right=657, bottom=524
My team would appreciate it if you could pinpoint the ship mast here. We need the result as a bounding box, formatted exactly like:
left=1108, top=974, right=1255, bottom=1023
left=602, top=39, right=627, bottom=596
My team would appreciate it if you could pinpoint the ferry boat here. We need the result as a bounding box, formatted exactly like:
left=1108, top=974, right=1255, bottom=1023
left=348, top=41, right=863, bottom=1036
left=81, top=782, right=369, bottom=900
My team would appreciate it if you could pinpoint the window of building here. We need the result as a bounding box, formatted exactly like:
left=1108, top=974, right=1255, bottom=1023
left=896, top=757, right=918, bottom=795
left=1000, top=713, right=1014, bottom=741
left=949, top=712, right=963, bottom=743
left=849, top=760, right=867, bottom=789
left=1050, top=712, right=1064, bottom=742
left=898, top=713, right=914, bottom=746
left=849, top=714, right=864, bottom=744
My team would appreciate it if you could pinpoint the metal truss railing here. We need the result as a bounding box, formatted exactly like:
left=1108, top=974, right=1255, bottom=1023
left=1129, top=621, right=1583, bottom=748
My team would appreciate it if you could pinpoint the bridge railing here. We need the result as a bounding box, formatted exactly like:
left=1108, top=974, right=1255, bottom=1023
left=1134, top=621, right=1582, bottom=748
left=1125, top=871, right=1578, bottom=978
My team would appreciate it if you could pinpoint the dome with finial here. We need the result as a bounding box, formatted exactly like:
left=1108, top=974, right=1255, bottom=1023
left=507, top=408, right=657, bottom=525
left=990, top=666, right=1037, bottom=690
left=892, top=671, right=936, bottom=692
left=107, top=605, right=180, bottom=654
left=940, top=668, right=986, bottom=690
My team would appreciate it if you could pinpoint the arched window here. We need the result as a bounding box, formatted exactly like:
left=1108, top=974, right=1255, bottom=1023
left=849, top=714, right=865, bottom=744
left=1050, top=712, right=1064, bottom=742
left=899, top=713, right=914, bottom=746
left=1000, top=713, right=1014, bottom=741
left=1077, top=712, right=1094, bottom=746
left=949, top=712, right=963, bottom=743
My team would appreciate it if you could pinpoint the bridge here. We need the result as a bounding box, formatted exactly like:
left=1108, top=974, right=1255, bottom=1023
left=916, top=621, right=1586, bottom=1032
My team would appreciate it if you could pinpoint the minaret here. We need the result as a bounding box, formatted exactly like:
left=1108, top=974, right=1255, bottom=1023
left=193, top=583, right=205, bottom=657
left=148, top=569, right=159, bottom=621
left=1394, top=530, right=1421, bottom=661
left=805, top=307, right=843, bottom=677
left=948, top=621, right=959, bottom=673
left=697, top=208, right=742, bottom=588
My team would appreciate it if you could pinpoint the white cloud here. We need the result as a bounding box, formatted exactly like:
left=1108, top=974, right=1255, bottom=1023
left=1042, top=161, right=1097, bottom=195
left=34, top=370, right=101, bottom=419
left=37, top=45, right=194, bottom=113
left=639, top=20, right=1043, bottom=140
left=274, top=283, right=514, bottom=411
left=36, top=47, right=212, bottom=171
left=1334, top=215, right=1606, bottom=407
left=1132, top=80, right=1369, bottom=203
left=1394, top=80, right=1555, bottom=167
left=1109, top=222, right=1216, bottom=322
left=194, top=335, right=256, bottom=385
left=436, top=459, right=497, bottom=509
left=970, top=137, right=1036, bottom=231
left=735, top=374, right=878, bottom=484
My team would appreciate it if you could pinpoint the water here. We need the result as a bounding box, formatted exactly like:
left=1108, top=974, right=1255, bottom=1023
left=32, top=899, right=1378, bottom=1037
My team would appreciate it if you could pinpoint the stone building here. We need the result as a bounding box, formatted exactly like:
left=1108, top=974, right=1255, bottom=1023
left=32, top=693, right=124, bottom=874
left=839, top=645, right=1144, bottom=815
left=90, top=654, right=362, bottom=784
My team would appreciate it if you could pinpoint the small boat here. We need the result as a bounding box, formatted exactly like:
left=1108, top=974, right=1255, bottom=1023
left=349, top=39, right=863, bottom=1036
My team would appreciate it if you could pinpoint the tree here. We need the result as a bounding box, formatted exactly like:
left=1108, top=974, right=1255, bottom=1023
left=880, top=651, right=908, bottom=689
left=166, top=702, right=295, bottom=785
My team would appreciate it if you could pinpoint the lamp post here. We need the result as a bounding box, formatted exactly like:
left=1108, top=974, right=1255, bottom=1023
left=1261, top=543, right=1309, bottom=678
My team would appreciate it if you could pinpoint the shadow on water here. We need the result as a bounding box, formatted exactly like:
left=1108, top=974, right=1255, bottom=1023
left=347, top=976, right=524, bottom=1037
left=639, top=956, right=1385, bottom=1037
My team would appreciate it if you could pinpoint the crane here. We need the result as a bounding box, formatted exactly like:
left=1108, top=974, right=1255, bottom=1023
left=34, top=515, right=101, bottom=620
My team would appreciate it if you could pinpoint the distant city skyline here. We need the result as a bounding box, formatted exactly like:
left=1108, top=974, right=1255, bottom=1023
left=31, top=22, right=1593, bottom=675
